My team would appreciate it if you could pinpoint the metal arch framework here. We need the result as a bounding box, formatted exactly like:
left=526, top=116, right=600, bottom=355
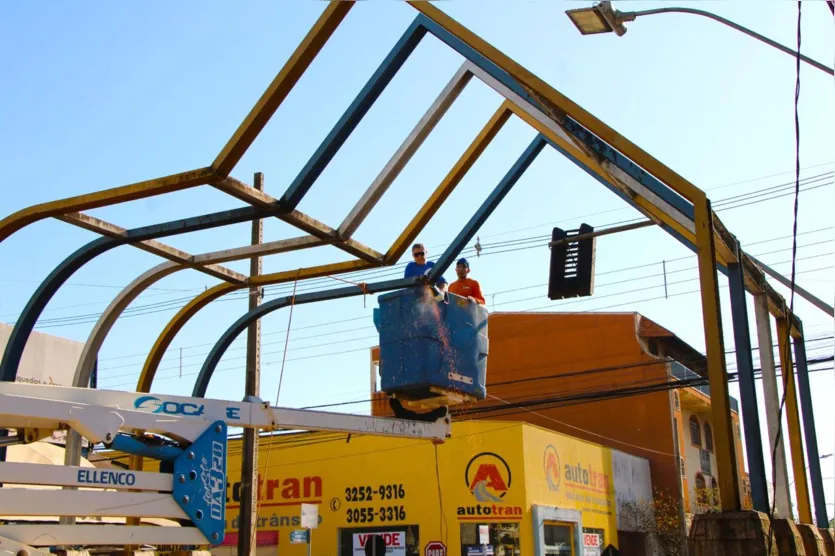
left=0, top=1, right=825, bottom=525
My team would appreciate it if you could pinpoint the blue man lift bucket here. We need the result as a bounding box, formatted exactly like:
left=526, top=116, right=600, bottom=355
left=374, top=287, right=488, bottom=402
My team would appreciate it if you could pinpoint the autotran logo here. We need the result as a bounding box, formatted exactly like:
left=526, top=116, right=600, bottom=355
left=544, top=445, right=561, bottom=492
left=465, top=452, right=511, bottom=503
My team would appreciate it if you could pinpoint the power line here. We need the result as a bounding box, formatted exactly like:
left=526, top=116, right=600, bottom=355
left=92, top=250, right=832, bottom=381
left=62, top=233, right=835, bottom=369
left=9, top=176, right=831, bottom=328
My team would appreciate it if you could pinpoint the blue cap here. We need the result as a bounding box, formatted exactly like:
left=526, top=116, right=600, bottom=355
left=456, top=257, right=470, bottom=269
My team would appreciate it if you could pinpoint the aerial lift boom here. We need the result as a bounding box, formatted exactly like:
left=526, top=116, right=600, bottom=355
left=0, top=381, right=450, bottom=555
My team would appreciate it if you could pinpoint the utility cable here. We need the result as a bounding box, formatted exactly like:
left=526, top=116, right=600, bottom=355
left=768, top=5, right=802, bottom=550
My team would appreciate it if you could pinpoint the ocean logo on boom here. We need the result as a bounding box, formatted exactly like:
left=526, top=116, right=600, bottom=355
left=134, top=396, right=204, bottom=416
left=133, top=396, right=242, bottom=420
left=465, top=452, right=511, bottom=503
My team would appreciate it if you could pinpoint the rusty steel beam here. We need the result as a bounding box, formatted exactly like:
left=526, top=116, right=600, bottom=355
left=57, top=213, right=246, bottom=285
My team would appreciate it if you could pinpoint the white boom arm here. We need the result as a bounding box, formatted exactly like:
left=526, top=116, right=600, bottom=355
left=0, top=381, right=450, bottom=553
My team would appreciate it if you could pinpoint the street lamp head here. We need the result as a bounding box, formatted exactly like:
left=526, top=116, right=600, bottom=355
left=565, top=1, right=630, bottom=37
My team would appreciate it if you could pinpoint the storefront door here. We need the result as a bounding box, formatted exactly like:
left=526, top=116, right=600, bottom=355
left=531, top=506, right=582, bottom=556
left=542, top=521, right=574, bottom=556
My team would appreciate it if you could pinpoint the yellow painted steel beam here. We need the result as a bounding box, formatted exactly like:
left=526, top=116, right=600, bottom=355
left=211, top=2, right=355, bottom=176
left=211, top=176, right=276, bottom=208
left=210, top=175, right=384, bottom=262
left=278, top=211, right=384, bottom=263
left=385, top=101, right=513, bottom=262
left=505, top=102, right=696, bottom=254
left=136, top=259, right=372, bottom=394
left=248, top=259, right=370, bottom=288
left=776, top=316, right=812, bottom=524
left=409, top=3, right=811, bottom=333
left=57, top=212, right=247, bottom=284
left=409, top=1, right=704, bottom=205
left=694, top=196, right=740, bottom=511
left=191, top=235, right=324, bottom=265
left=0, top=167, right=215, bottom=242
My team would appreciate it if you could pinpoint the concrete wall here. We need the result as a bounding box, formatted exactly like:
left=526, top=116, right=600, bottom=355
left=612, top=449, right=653, bottom=531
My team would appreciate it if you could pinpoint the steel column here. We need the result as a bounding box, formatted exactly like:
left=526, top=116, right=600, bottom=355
left=727, top=248, right=768, bottom=512
left=239, top=173, right=265, bottom=556
left=776, top=317, right=812, bottom=524
left=429, top=135, right=546, bottom=280
left=792, top=323, right=828, bottom=527
left=192, top=278, right=419, bottom=397
left=694, top=197, right=740, bottom=510
left=754, top=294, right=792, bottom=518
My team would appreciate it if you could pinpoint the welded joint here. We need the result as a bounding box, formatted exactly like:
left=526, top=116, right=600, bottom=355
left=56, top=213, right=248, bottom=285
left=210, top=176, right=278, bottom=209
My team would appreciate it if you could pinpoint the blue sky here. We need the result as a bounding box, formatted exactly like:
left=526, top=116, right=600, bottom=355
left=1, top=1, right=832, bottom=515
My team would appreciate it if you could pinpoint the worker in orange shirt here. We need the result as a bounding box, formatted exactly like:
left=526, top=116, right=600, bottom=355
left=448, top=257, right=486, bottom=305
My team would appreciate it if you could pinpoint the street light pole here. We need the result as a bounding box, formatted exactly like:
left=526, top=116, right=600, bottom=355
left=565, top=2, right=834, bottom=76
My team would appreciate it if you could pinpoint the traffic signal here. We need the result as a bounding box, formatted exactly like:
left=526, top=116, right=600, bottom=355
left=548, top=224, right=596, bottom=300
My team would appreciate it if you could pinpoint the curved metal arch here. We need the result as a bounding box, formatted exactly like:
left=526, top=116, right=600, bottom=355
left=135, top=260, right=371, bottom=392
left=192, top=277, right=417, bottom=397
left=0, top=168, right=214, bottom=243
left=72, top=262, right=181, bottom=388
left=73, top=236, right=328, bottom=388
left=1, top=236, right=113, bottom=382
left=0, top=204, right=279, bottom=384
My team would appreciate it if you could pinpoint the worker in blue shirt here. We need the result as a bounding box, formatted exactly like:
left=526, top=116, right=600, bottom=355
left=404, top=243, right=447, bottom=291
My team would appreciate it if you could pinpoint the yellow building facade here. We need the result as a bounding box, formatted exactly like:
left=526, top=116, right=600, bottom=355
left=203, top=420, right=653, bottom=556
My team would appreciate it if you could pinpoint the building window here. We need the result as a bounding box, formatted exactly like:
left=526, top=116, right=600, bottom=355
left=689, top=415, right=702, bottom=447
left=543, top=522, right=573, bottom=556
left=704, top=422, right=714, bottom=452
left=680, top=457, right=686, bottom=478
left=673, top=391, right=680, bottom=410
left=460, top=522, right=520, bottom=555
left=695, top=473, right=708, bottom=504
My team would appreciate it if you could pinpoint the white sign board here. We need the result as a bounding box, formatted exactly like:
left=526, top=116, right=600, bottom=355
left=1, top=324, right=88, bottom=447
left=301, top=503, right=319, bottom=529
left=353, top=531, right=406, bottom=555
left=478, top=525, right=490, bottom=545
left=290, top=529, right=310, bottom=544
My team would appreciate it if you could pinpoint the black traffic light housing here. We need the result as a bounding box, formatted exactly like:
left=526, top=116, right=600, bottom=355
left=548, top=224, right=596, bottom=300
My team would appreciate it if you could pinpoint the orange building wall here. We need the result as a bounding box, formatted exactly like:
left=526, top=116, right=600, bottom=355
left=481, top=312, right=680, bottom=497
left=373, top=312, right=682, bottom=498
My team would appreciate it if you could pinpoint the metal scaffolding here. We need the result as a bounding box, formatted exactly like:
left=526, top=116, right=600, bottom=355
left=0, top=1, right=828, bottom=546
